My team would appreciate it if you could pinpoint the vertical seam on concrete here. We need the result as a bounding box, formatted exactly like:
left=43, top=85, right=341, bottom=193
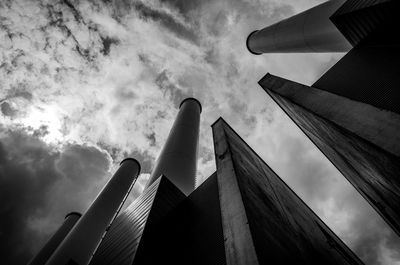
left=212, top=120, right=260, bottom=265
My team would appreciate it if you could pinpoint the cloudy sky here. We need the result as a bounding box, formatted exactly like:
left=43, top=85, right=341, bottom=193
left=0, top=0, right=399, bottom=264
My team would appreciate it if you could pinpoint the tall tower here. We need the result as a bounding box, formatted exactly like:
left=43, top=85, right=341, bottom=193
left=145, top=97, right=202, bottom=195
left=45, top=158, right=141, bottom=265
left=246, top=0, right=351, bottom=54
left=248, top=0, right=400, bottom=236
left=90, top=98, right=202, bottom=264
left=28, top=212, right=81, bottom=265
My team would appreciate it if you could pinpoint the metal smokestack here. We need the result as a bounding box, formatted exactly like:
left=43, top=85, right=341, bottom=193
left=145, top=98, right=201, bottom=195
left=28, top=212, right=81, bottom=265
left=45, top=158, right=141, bottom=265
left=246, top=0, right=352, bottom=54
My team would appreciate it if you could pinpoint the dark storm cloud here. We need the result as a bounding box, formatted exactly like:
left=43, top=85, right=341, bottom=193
left=100, top=36, right=119, bottom=56
left=1, top=102, right=17, bottom=117
left=0, top=127, right=111, bottom=265
left=0, top=129, right=59, bottom=264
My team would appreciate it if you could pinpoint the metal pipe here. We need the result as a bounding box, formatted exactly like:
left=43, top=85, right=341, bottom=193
left=45, top=158, right=141, bottom=265
left=247, top=0, right=352, bottom=54
left=28, top=212, right=81, bottom=265
left=145, top=98, right=202, bottom=195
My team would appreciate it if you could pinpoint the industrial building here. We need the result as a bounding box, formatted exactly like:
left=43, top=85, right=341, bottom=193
left=27, top=0, right=400, bottom=264
left=247, top=0, right=400, bottom=236
left=89, top=116, right=363, bottom=265
left=30, top=97, right=364, bottom=264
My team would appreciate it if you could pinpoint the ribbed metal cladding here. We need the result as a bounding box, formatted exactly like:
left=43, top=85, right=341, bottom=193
left=133, top=173, right=226, bottom=265
left=89, top=178, right=161, bottom=265
left=90, top=176, right=186, bottom=265
left=330, top=0, right=395, bottom=46
left=212, top=118, right=364, bottom=265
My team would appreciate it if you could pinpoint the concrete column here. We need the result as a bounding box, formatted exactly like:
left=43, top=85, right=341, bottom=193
left=212, top=118, right=259, bottom=265
left=28, top=212, right=81, bottom=265
left=45, top=158, right=141, bottom=265
left=247, top=0, right=351, bottom=54
left=145, top=98, right=201, bottom=195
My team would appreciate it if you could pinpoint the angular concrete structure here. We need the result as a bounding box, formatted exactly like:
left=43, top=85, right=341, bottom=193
left=90, top=118, right=363, bottom=265
left=259, top=73, right=400, bottom=237
left=250, top=0, right=400, bottom=236
left=212, top=118, right=363, bottom=265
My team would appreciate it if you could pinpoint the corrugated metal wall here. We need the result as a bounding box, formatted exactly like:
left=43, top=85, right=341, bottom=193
left=133, top=173, right=226, bottom=265
left=90, top=176, right=185, bottom=265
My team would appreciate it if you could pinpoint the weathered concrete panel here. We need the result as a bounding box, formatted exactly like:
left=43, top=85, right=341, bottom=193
left=212, top=118, right=364, bottom=265
left=259, top=74, right=400, bottom=236
left=212, top=119, right=260, bottom=265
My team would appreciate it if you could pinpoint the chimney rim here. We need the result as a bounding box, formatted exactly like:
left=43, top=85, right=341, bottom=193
left=246, top=30, right=262, bottom=55
left=179, top=97, right=202, bottom=113
left=65, top=212, right=82, bottom=219
left=119, top=157, right=141, bottom=172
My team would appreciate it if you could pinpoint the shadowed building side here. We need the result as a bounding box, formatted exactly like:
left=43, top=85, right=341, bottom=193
left=313, top=0, right=400, bottom=114
left=212, top=118, right=364, bottom=265
left=259, top=74, right=400, bottom=237
left=90, top=176, right=186, bottom=265
left=145, top=98, right=202, bottom=195
left=28, top=212, right=81, bottom=265
left=132, top=173, right=226, bottom=265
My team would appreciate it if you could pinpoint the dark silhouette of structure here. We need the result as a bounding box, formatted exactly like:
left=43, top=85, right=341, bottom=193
left=89, top=115, right=363, bottom=265
left=32, top=97, right=365, bottom=264
left=30, top=0, right=398, bottom=259
left=248, top=0, right=400, bottom=236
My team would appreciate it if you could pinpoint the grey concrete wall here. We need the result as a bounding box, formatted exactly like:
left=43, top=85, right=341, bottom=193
left=259, top=74, right=400, bottom=236
left=212, top=118, right=364, bottom=265
left=212, top=119, right=260, bottom=265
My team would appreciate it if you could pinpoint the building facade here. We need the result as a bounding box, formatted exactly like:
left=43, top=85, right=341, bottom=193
left=89, top=118, right=363, bottom=265
left=249, top=0, right=400, bottom=236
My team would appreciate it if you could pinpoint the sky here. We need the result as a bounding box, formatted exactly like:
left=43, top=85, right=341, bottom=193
left=0, top=0, right=399, bottom=264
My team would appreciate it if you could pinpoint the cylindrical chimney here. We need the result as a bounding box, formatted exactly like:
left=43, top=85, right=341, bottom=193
left=145, top=97, right=201, bottom=195
left=45, top=158, right=141, bottom=265
left=246, top=0, right=352, bottom=54
left=28, top=212, right=81, bottom=265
